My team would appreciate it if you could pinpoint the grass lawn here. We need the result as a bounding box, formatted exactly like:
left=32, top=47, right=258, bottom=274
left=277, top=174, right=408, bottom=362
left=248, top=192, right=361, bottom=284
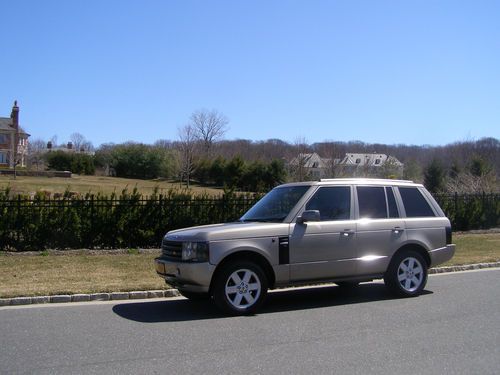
left=0, top=232, right=498, bottom=299
left=0, top=175, right=223, bottom=197
left=0, top=251, right=165, bottom=298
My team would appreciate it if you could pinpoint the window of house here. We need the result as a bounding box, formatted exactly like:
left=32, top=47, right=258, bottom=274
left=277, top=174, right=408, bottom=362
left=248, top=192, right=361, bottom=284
left=0, top=134, right=7, bottom=144
left=375, top=159, right=381, bottom=165
left=0, top=152, right=7, bottom=164
left=357, top=186, right=387, bottom=219
left=398, top=187, right=436, bottom=217
left=305, top=186, right=351, bottom=221
left=355, top=158, right=361, bottom=164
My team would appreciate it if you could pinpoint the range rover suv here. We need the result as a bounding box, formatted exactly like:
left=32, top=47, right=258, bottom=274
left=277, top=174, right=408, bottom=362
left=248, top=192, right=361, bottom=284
left=155, top=179, right=455, bottom=315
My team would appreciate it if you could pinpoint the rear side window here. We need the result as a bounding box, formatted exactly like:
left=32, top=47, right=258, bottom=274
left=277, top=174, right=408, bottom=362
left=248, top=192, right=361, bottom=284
left=357, top=186, right=387, bottom=219
left=305, top=186, right=351, bottom=221
left=399, top=187, right=436, bottom=217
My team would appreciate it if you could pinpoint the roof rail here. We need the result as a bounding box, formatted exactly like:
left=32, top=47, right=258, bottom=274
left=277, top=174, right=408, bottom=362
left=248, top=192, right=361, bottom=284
left=319, top=178, right=414, bottom=183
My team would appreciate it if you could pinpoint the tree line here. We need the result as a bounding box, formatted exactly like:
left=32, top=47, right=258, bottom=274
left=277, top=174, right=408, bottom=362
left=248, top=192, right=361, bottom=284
left=27, top=109, right=499, bottom=194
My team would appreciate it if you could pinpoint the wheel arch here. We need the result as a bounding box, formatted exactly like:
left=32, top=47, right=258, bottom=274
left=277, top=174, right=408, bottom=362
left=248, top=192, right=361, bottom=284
left=392, top=243, right=431, bottom=268
left=210, top=250, right=276, bottom=292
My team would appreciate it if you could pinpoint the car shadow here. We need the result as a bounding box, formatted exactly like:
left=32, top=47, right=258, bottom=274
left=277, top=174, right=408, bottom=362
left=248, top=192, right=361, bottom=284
left=112, top=283, right=433, bottom=323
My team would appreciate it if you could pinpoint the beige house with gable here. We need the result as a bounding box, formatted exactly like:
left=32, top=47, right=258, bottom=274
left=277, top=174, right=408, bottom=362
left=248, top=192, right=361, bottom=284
left=289, top=152, right=404, bottom=179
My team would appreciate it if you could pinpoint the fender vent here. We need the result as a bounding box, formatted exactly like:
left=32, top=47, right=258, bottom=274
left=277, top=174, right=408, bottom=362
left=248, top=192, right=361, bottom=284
left=279, top=236, right=289, bottom=265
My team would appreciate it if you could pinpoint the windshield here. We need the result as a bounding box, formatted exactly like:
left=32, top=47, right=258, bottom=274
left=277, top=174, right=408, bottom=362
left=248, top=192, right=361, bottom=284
left=240, top=185, right=311, bottom=222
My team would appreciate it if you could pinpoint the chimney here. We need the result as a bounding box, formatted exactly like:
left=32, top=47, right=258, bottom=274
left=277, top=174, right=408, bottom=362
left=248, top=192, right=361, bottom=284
left=10, top=100, right=19, bottom=131
left=67, top=141, right=73, bottom=150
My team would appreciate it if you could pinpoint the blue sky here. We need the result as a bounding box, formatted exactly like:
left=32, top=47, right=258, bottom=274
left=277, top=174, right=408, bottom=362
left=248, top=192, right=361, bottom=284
left=1, top=0, right=499, bottom=147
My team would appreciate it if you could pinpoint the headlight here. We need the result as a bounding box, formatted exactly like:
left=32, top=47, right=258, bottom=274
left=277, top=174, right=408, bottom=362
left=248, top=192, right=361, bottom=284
left=182, top=242, right=209, bottom=262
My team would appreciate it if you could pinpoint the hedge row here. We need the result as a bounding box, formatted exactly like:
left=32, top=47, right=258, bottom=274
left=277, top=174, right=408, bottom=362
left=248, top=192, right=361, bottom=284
left=0, top=190, right=498, bottom=251
left=0, top=189, right=260, bottom=251
left=434, top=193, right=499, bottom=231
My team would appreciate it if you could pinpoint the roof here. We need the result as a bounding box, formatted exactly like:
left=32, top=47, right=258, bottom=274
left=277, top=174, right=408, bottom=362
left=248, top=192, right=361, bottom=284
left=289, top=152, right=329, bottom=168
left=0, top=117, right=13, bottom=131
left=338, top=153, right=403, bottom=167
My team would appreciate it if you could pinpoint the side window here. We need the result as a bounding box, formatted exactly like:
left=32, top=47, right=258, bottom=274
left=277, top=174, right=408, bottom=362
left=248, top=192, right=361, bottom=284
left=305, top=186, right=350, bottom=221
left=399, top=187, right=436, bottom=217
left=357, top=186, right=387, bottom=219
left=386, top=187, right=399, bottom=218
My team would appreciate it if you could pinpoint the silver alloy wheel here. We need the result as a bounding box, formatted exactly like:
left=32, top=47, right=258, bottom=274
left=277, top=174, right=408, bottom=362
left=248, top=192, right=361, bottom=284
left=397, top=257, right=424, bottom=292
left=224, top=268, right=262, bottom=310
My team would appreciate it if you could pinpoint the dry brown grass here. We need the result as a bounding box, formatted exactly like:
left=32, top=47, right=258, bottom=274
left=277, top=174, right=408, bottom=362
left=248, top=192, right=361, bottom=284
left=0, top=233, right=498, bottom=298
left=0, top=175, right=223, bottom=197
left=447, top=232, right=500, bottom=265
left=0, top=251, right=165, bottom=298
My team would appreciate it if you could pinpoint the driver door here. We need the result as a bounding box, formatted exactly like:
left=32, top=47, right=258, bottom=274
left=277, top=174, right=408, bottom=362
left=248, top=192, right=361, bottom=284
left=289, top=186, right=356, bottom=281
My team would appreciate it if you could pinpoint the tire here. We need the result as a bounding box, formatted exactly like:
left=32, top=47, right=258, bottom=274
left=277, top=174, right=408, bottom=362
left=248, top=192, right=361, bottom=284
left=212, top=261, right=268, bottom=315
left=178, top=290, right=210, bottom=301
left=384, top=250, right=428, bottom=297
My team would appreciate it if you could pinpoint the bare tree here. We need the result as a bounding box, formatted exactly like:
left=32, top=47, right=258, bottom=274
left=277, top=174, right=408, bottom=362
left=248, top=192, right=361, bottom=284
left=28, top=138, right=47, bottom=171
left=177, top=124, right=198, bottom=188
left=288, top=137, right=311, bottom=182
left=70, top=132, right=90, bottom=151
left=190, top=109, right=229, bottom=156
left=49, top=135, right=58, bottom=148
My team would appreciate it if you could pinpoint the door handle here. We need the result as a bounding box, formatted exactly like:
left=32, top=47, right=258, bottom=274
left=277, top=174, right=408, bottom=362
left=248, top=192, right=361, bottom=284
left=392, top=227, right=404, bottom=234
left=342, top=229, right=355, bottom=237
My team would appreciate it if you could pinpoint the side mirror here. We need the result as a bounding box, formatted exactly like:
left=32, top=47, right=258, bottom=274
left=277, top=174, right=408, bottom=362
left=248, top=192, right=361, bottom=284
left=297, top=210, right=320, bottom=224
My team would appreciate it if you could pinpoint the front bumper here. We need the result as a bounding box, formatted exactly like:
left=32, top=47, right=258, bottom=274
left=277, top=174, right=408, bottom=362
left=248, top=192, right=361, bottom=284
left=154, top=258, right=215, bottom=293
left=429, top=244, right=456, bottom=267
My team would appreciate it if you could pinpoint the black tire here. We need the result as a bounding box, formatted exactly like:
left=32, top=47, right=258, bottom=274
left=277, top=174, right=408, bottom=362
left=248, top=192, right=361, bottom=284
left=212, top=260, right=268, bottom=315
left=178, top=290, right=210, bottom=301
left=384, top=250, right=428, bottom=297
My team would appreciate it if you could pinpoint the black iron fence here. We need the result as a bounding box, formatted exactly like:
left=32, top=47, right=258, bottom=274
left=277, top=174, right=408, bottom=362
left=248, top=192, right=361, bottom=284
left=434, top=193, right=499, bottom=231
left=0, top=193, right=260, bottom=251
left=0, top=192, right=498, bottom=251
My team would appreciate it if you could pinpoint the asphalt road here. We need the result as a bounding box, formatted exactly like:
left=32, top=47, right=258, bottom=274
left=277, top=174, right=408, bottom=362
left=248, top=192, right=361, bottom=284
left=1, top=269, right=499, bottom=375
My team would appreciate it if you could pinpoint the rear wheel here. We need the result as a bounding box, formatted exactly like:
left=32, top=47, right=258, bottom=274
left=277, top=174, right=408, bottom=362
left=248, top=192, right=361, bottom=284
left=212, top=261, right=268, bottom=315
left=384, top=251, right=428, bottom=297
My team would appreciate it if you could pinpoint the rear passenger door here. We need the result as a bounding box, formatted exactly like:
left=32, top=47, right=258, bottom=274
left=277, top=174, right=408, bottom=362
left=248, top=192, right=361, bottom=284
left=355, top=186, right=407, bottom=276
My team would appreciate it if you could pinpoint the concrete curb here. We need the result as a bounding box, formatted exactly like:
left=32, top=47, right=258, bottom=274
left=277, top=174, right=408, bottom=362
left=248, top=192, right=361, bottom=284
left=428, top=261, right=500, bottom=274
left=1, top=262, right=499, bottom=307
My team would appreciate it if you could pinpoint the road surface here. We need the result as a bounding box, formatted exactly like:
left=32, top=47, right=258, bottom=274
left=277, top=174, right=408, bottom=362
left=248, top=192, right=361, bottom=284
left=1, top=269, right=499, bottom=374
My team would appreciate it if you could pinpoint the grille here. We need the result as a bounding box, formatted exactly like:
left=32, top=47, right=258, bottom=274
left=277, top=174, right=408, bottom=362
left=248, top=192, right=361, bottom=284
left=162, top=240, right=182, bottom=259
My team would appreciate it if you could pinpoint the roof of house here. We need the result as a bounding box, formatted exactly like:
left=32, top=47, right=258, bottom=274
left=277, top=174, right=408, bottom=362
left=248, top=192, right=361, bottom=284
left=289, top=152, right=329, bottom=168
left=0, top=117, right=29, bottom=136
left=338, top=153, right=403, bottom=167
left=0, top=117, right=13, bottom=131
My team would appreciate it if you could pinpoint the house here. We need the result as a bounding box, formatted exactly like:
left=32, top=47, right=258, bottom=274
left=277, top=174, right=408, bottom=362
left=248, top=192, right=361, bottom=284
left=336, top=153, right=404, bottom=177
left=289, top=152, right=330, bottom=179
left=45, top=141, right=94, bottom=155
left=289, top=152, right=404, bottom=179
left=0, top=101, right=30, bottom=168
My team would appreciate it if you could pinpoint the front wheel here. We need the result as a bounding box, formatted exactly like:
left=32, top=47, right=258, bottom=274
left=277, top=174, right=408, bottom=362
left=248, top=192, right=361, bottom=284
left=384, top=251, right=428, bottom=297
left=212, top=261, right=268, bottom=315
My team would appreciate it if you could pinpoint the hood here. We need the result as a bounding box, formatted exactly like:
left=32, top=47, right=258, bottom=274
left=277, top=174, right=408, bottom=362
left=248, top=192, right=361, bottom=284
left=164, top=222, right=289, bottom=242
